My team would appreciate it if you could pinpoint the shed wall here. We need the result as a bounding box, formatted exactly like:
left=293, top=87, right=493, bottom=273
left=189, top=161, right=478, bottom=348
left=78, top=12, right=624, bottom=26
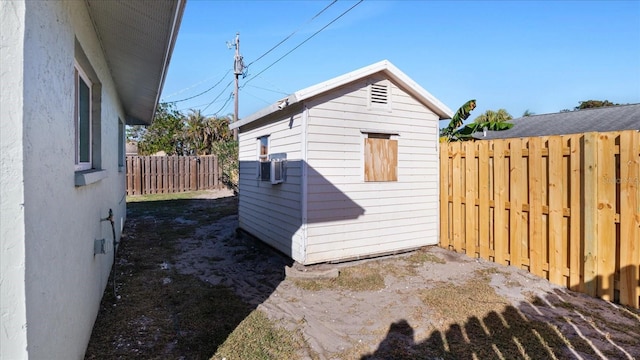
left=304, top=77, right=440, bottom=263
left=236, top=112, right=305, bottom=262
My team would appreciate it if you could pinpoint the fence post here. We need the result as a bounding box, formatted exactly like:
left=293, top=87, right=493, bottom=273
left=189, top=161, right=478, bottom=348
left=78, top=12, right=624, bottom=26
left=464, top=141, right=477, bottom=256
left=583, top=132, right=598, bottom=297
left=619, top=130, right=640, bottom=308
left=134, top=156, right=142, bottom=195
left=509, top=139, right=523, bottom=268
left=494, top=140, right=508, bottom=265
left=597, top=132, right=616, bottom=301
left=191, top=157, right=198, bottom=190
left=548, top=136, right=564, bottom=284
left=439, top=143, right=449, bottom=248
left=569, top=135, right=583, bottom=291
left=528, top=137, right=543, bottom=277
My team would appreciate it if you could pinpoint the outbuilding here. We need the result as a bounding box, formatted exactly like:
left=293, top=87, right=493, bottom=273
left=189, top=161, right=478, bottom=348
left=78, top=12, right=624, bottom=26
left=230, top=60, right=453, bottom=265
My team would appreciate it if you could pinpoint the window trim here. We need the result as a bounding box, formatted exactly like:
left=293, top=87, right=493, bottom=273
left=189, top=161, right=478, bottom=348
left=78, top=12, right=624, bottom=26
left=257, top=135, right=270, bottom=181
left=118, top=118, right=125, bottom=172
left=363, top=132, right=398, bottom=182
left=75, top=61, right=92, bottom=171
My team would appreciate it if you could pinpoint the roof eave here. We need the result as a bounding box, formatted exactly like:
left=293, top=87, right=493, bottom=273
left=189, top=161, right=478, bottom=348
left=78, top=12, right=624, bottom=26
left=85, top=0, right=186, bottom=126
left=230, top=60, right=453, bottom=130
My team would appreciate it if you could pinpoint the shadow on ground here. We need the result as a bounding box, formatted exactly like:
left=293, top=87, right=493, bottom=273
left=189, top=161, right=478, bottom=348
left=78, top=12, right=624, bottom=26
left=85, top=193, right=293, bottom=359
left=362, top=281, right=640, bottom=360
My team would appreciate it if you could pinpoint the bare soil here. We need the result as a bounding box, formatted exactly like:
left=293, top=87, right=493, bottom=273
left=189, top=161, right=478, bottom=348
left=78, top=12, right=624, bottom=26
left=86, top=189, right=640, bottom=360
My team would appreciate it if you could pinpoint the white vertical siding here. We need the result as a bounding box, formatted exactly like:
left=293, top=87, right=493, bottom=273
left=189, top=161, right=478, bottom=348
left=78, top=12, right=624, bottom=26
left=303, top=77, right=440, bottom=264
left=237, top=113, right=305, bottom=262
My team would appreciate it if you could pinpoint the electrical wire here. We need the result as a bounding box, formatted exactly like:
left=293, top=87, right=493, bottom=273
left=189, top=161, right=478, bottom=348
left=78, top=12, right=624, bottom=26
left=245, top=0, right=338, bottom=69
left=201, top=79, right=234, bottom=113
left=242, top=0, right=364, bottom=88
left=207, top=92, right=235, bottom=117
left=168, top=69, right=232, bottom=103
left=162, top=73, right=221, bottom=99
left=244, top=84, right=290, bottom=95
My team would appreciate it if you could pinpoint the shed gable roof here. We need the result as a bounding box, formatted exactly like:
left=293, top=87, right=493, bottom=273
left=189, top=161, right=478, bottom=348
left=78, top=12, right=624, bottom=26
left=230, top=60, right=453, bottom=130
left=477, top=104, right=640, bottom=140
left=85, top=0, right=185, bottom=125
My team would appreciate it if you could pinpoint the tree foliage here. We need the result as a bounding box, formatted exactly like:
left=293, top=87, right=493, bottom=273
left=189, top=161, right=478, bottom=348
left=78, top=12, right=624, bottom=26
left=574, top=99, right=620, bottom=110
left=473, top=109, right=513, bottom=123
left=127, top=103, right=239, bottom=187
left=440, top=101, right=513, bottom=142
left=134, top=103, right=186, bottom=155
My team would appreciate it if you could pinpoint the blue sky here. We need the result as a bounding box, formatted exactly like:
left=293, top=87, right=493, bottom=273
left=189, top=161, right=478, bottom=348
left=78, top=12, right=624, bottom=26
left=160, top=0, right=640, bottom=126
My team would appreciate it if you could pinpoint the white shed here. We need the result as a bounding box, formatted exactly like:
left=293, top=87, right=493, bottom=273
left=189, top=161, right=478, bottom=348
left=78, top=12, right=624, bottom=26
left=230, top=60, right=453, bottom=265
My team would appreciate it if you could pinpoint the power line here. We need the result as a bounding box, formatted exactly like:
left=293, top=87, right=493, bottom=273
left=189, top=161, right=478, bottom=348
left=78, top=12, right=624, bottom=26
left=168, top=69, right=232, bottom=103
left=242, top=0, right=364, bottom=88
left=244, top=84, right=290, bottom=95
left=162, top=73, right=220, bottom=99
left=208, top=92, right=235, bottom=117
left=201, top=79, right=234, bottom=113
left=245, top=0, right=338, bottom=69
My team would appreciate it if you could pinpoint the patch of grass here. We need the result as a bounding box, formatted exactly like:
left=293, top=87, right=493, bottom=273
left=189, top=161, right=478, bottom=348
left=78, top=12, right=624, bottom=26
left=406, top=249, right=446, bottom=265
left=126, top=191, right=211, bottom=203
left=86, top=190, right=260, bottom=360
left=294, top=264, right=385, bottom=292
left=211, top=310, right=307, bottom=360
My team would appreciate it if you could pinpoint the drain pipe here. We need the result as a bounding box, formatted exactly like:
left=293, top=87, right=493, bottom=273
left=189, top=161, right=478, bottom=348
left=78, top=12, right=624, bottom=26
left=101, top=209, right=119, bottom=299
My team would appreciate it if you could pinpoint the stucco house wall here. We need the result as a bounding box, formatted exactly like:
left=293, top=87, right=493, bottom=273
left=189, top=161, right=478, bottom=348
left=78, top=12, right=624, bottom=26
left=231, top=61, right=452, bottom=265
left=0, top=1, right=184, bottom=359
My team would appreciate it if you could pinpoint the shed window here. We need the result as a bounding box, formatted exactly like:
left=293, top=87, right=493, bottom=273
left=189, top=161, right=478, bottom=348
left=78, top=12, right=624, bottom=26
left=364, top=133, right=397, bottom=182
left=258, top=135, right=270, bottom=181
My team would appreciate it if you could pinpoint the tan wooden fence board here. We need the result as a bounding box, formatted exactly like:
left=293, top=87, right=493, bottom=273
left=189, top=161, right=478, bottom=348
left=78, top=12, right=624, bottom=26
left=440, top=130, right=640, bottom=309
left=125, top=155, right=223, bottom=196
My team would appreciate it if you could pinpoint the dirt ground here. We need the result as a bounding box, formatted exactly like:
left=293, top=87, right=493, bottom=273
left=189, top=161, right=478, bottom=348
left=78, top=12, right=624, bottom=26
left=87, top=189, right=640, bottom=359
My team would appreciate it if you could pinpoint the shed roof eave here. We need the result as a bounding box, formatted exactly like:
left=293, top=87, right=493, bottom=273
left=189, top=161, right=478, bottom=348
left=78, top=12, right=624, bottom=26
left=230, top=60, right=453, bottom=131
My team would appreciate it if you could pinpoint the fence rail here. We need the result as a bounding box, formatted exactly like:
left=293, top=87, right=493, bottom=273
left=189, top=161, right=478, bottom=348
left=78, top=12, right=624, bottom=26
left=126, top=155, right=223, bottom=196
left=440, top=130, right=640, bottom=308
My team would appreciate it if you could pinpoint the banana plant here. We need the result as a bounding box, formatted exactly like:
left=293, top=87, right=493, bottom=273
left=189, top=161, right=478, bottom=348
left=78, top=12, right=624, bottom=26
left=439, top=99, right=476, bottom=142
left=440, top=100, right=513, bottom=142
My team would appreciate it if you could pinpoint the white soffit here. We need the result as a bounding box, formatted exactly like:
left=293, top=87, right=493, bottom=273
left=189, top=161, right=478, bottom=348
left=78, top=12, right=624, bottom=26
left=85, top=0, right=185, bottom=125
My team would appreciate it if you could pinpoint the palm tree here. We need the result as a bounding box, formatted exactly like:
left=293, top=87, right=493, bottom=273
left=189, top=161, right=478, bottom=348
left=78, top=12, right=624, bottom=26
left=473, top=109, right=512, bottom=123
left=183, top=109, right=206, bottom=155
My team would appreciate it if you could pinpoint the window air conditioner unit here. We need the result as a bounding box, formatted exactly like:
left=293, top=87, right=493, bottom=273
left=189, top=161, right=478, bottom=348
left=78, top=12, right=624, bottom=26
left=270, top=159, right=285, bottom=184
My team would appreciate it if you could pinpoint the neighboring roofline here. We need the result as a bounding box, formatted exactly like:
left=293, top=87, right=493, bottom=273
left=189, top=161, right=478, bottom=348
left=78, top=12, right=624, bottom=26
left=230, top=60, right=453, bottom=130
left=472, top=103, right=640, bottom=140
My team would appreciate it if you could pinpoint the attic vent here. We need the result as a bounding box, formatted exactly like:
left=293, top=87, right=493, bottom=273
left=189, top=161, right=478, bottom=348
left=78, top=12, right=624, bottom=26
left=370, top=83, right=389, bottom=105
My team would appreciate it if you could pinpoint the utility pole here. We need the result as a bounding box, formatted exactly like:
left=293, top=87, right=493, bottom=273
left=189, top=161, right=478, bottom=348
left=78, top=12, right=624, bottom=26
left=231, top=32, right=244, bottom=141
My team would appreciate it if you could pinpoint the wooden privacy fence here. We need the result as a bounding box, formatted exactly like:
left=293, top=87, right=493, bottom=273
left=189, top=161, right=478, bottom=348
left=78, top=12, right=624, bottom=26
left=440, top=130, right=640, bottom=308
left=126, top=155, right=223, bottom=196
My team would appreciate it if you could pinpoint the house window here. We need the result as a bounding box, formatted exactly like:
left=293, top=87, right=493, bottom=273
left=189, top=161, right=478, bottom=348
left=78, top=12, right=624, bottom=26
left=258, top=135, right=270, bottom=181
left=75, top=64, right=92, bottom=171
left=364, top=133, right=397, bottom=182
left=118, top=118, right=125, bottom=170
